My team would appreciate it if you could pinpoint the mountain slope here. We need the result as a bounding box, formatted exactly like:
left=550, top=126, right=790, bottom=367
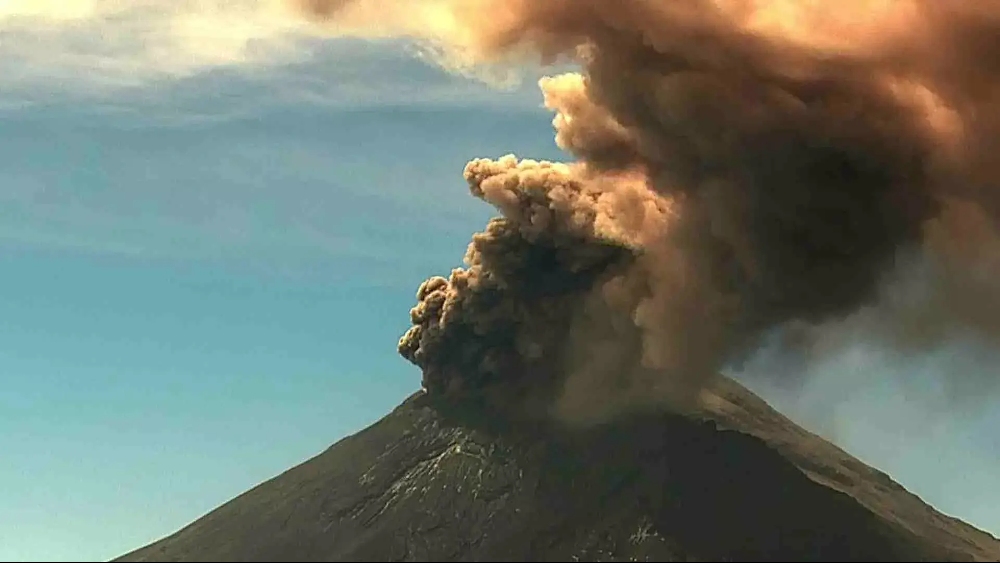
left=115, top=377, right=1000, bottom=562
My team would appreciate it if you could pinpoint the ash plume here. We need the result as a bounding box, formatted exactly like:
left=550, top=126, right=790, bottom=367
left=297, top=0, right=1000, bottom=424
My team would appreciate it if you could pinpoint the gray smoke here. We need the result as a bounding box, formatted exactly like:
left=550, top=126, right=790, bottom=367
left=296, top=0, right=1000, bottom=425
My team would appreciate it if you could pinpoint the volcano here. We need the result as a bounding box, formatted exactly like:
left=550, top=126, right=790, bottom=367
left=114, top=376, right=1000, bottom=562
left=108, top=2, right=1000, bottom=560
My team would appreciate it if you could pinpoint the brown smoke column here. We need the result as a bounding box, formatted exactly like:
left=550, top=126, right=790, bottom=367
left=294, top=0, right=1000, bottom=424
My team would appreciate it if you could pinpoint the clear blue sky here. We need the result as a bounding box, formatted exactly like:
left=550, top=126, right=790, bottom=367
left=0, top=6, right=997, bottom=562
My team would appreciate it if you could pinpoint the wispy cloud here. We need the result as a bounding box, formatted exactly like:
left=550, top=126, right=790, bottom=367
left=0, top=0, right=550, bottom=277
left=0, top=0, right=549, bottom=115
left=0, top=120, right=394, bottom=265
left=0, top=102, right=558, bottom=282
left=0, top=0, right=310, bottom=92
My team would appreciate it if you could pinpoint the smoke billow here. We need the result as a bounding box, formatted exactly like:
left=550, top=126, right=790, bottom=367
left=297, top=0, right=1000, bottom=425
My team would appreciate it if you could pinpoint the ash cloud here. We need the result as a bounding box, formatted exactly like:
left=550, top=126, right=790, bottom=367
left=297, top=0, right=1000, bottom=425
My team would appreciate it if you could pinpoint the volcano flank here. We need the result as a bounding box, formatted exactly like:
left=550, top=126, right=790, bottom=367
left=115, top=378, right=1000, bottom=562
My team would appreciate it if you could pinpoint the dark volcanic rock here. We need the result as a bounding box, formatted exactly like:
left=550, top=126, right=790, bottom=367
left=115, top=378, right=1000, bottom=562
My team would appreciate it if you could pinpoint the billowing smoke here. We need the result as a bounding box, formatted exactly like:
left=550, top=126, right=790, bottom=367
left=296, top=0, right=1000, bottom=425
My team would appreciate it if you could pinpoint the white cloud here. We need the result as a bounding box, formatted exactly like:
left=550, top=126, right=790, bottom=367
left=0, top=0, right=319, bottom=95
left=0, top=0, right=546, bottom=111
left=0, top=0, right=99, bottom=21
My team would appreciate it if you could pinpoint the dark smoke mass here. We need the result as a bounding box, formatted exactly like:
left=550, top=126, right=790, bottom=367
left=296, top=0, right=1000, bottom=424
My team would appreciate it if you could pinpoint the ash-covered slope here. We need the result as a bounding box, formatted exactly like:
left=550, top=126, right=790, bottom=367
left=115, top=376, right=1000, bottom=562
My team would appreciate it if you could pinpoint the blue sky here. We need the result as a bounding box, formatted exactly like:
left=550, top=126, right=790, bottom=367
left=0, top=5, right=998, bottom=562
